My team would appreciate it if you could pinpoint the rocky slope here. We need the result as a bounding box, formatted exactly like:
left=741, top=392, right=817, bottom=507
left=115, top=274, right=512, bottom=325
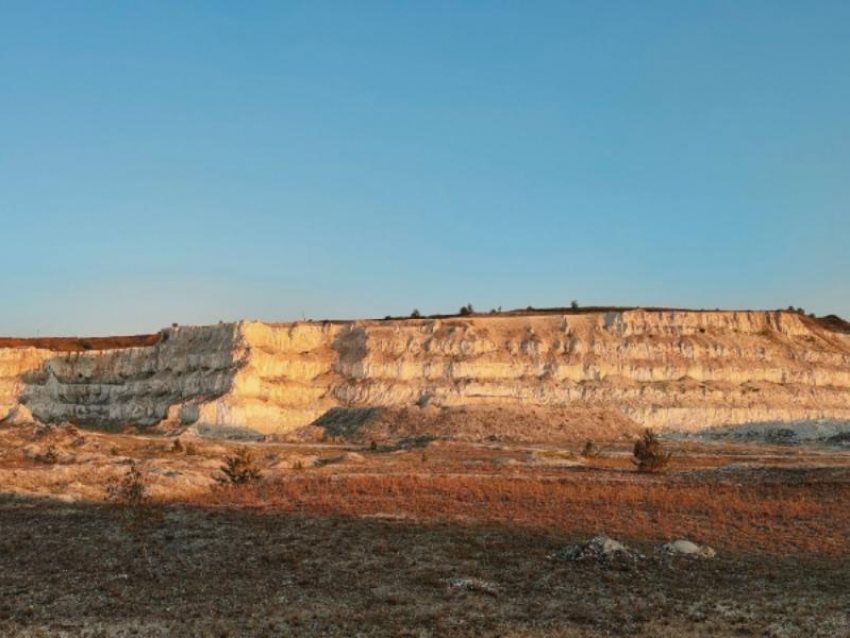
left=1, top=310, right=849, bottom=437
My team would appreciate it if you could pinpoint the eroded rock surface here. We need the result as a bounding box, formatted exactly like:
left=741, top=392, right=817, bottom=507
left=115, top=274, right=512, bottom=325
left=0, top=310, right=848, bottom=437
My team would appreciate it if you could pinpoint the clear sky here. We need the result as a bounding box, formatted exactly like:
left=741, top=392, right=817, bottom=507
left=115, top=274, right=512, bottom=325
left=2, top=1, right=848, bottom=336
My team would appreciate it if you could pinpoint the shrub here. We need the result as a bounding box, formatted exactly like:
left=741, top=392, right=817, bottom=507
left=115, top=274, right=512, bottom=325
left=106, top=461, right=162, bottom=575
left=215, top=447, right=263, bottom=486
left=35, top=444, right=59, bottom=464
left=580, top=440, right=600, bottom=458
left=107, top=461, right=150, bottom=515
left=632, top=430, right=671, bottom=473
left=166, top=438, right=197, bottom=455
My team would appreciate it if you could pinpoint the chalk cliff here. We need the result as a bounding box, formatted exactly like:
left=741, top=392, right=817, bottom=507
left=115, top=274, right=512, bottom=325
left=2, top=310, right=849, bottom=436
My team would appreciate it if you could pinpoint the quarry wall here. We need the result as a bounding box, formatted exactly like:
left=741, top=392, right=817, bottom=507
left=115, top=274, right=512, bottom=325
left=2, top=310, right=849, bottom=434
left=1, top=324, right=244, bottom=430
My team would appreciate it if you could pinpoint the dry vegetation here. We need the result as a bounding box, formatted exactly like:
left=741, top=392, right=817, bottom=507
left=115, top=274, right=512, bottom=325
left=196, top=472, right=850, bottom=557
left=0, top=334, right=161, bottom=352
left=0, top=421, right=849, bottom=636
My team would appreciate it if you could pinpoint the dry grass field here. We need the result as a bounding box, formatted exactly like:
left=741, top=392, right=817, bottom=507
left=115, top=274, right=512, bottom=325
left=0, top=422, right=848, bottom=636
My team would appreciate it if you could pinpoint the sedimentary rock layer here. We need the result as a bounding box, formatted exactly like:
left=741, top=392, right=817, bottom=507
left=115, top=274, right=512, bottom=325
left=2, top=325, right=244, bottom=430
left=1, top=310, right=849, bottom=435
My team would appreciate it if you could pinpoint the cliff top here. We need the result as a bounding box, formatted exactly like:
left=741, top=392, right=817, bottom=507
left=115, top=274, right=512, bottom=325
left=1, top=307, right=847, bottom=352
left=0, top=334, right=162, bottom=353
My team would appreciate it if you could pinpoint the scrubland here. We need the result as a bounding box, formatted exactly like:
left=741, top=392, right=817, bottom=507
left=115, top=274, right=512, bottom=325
left=0, top=422, right=848, bottom=636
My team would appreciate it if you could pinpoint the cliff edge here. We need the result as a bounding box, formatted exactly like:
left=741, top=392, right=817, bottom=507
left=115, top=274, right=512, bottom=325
left=2, top=309, right=849, bottom=439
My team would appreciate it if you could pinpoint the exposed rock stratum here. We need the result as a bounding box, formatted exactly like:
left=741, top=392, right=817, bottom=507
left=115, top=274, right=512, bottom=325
left=2, top=310, right=849, bottom=437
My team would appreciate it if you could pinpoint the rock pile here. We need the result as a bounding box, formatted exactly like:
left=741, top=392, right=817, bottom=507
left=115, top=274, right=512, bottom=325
left=550, top=536, right=718, bottom=567
left=550, top=536, right=643, bottom=565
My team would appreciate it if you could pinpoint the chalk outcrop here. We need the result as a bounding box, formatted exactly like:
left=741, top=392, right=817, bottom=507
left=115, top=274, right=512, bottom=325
left=4, top=325, right=244, bottom=430
left=1, top=310, right=849, bottom=436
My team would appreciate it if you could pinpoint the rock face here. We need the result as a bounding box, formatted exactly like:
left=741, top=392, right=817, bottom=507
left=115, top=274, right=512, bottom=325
left=7, top=325, right=245, bottom=430
left=1, top=310, right=849, bottom=436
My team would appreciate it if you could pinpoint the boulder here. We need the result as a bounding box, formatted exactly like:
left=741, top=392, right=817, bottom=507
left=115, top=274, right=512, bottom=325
left=662, top=539, right=716, bottom=558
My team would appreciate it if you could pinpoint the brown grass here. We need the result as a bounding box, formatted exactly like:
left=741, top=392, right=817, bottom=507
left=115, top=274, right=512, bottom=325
left=190, top=473, right=850, bottom=556
left=2, top=428, right=850, bottom=636
left=2, top=494, right=847, bottom=637
left=0, top=333, right=161, bottom=352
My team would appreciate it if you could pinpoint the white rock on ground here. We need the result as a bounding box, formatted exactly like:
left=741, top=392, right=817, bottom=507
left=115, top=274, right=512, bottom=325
left=662, top=539, right=717, bottom=558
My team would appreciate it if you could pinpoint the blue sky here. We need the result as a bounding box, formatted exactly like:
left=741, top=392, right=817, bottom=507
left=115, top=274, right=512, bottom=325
left=2, top=1, right=848, bottom=336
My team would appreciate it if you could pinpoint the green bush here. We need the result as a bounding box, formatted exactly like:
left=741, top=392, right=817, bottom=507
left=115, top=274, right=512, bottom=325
left=215, top=447, right=263, bottom=486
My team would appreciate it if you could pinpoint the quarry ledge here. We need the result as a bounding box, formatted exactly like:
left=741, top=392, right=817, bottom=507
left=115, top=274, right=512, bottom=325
left=0, top=308, right=847, bottom=439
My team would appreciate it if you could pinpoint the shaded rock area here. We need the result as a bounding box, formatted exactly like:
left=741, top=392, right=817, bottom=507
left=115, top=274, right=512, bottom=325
left=188, top=424, right=265, bottom=441
left=828, top=432, right=850, bottom=447
left=291, top=404, right=643, bottom=444
left=680, top=419, right=850, bottom=447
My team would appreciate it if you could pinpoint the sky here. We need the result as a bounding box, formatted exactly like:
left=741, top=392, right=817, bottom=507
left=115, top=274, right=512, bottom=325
left=1, top=1, right=849, bottom=336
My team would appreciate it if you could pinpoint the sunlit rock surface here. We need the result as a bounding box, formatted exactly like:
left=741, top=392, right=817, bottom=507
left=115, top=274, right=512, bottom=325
left=2, top=310, right=849, bottom=435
